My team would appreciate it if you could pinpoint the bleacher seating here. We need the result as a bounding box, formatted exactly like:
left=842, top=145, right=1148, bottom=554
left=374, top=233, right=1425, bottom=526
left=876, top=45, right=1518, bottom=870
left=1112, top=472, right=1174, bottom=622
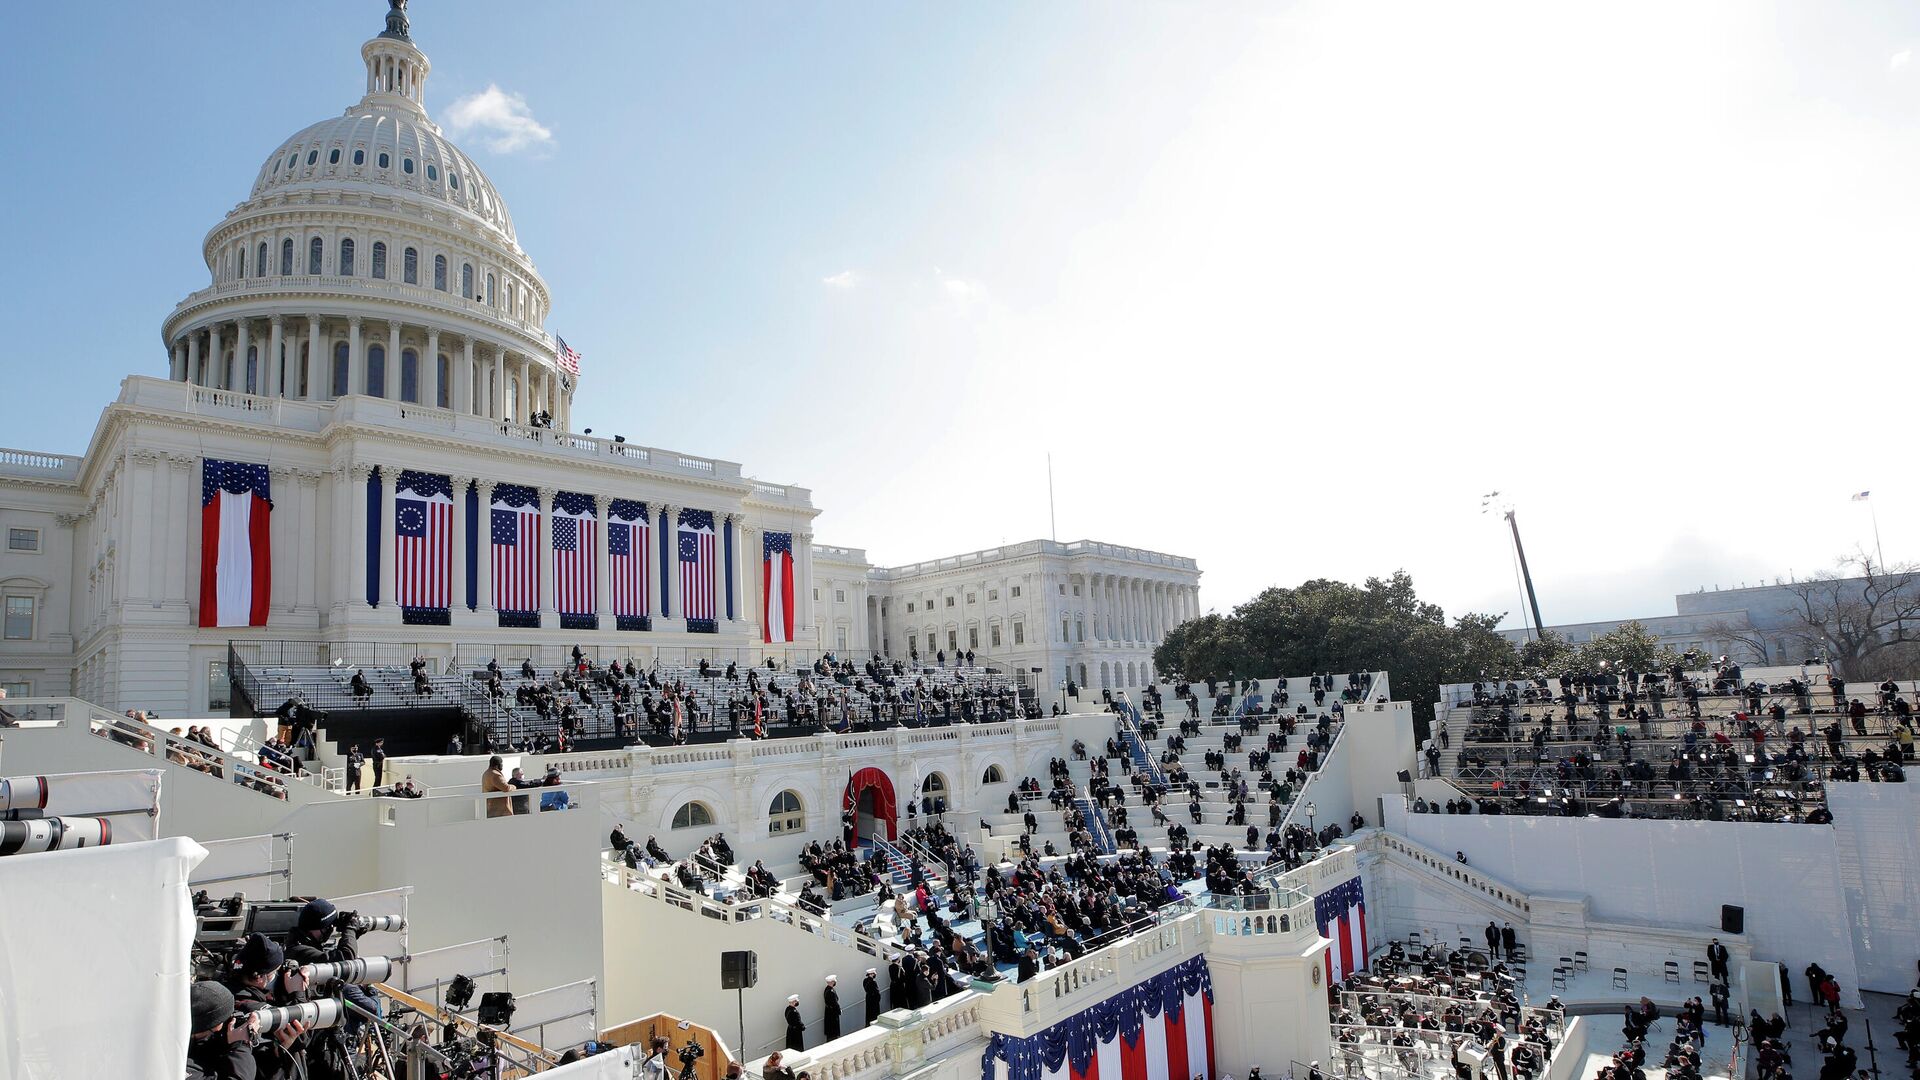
left=1429, top=672, right=1912, bottom=821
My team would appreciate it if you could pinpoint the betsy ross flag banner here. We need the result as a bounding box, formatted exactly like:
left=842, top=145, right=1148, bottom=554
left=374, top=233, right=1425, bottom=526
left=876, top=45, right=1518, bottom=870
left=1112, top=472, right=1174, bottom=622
left=1314, top=875, right=1369, bottom=985
left=199, top=459, right=272, bottom=627
left=608, top=499, right=650, bottom=620
left=979, top=956, right=1215, bottom=1080
left=395, top=471, right=453, bottom=611
left=552, top=491, right=597, bottom=616
left=678, top=509, right=717, bottom=621
left=491, top=484, right=541, bottom=614
left=763, top=531, right=794, bottom=644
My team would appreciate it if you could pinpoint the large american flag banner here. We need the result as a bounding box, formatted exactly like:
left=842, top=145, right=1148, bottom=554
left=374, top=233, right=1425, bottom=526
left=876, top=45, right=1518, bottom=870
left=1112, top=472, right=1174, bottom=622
left=491, top=484, right=541, bottom=614
left=395, top=471, right=453, bottom=610
left=552, top=491, right=596, bottom=616
left=199, top=459, right=272, bottom=627
left=608, top=499, right=650, bottom=620
left=678, top=509, right=717, bottom=621
left=763, top=531, right=794, bottom=644
left=1314, top=875, right=1369, bottom=984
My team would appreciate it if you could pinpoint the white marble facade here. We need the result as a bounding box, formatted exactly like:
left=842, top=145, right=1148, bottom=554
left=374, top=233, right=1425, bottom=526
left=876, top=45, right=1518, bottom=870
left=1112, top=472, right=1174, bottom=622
left=0, top=9, right=1198, bottom=714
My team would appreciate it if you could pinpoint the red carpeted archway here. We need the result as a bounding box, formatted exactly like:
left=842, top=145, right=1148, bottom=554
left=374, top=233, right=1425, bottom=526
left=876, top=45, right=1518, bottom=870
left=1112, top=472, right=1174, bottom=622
left=842, top=767, right=897, bottom=844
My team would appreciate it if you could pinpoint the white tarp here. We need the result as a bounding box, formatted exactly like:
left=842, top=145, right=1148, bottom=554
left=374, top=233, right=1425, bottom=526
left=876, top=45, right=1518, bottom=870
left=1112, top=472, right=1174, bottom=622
left=0, top=769, right=162, bottom=842
left=541, top=1043, right=641, bottom=1078
left=0, top=836, right=207, bottom=1079
left=191, top=833, right=280, bottom=896
left=508, top=980, right=599, bottom=1050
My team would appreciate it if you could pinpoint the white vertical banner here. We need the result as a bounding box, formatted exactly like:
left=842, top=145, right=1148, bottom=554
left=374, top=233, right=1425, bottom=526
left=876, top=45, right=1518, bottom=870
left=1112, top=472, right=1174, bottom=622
left=1144, top=1012, right=1170, bottom=1080
left=1182, top=991, right=1208, bottom=1078
left=1096, top=1031, right=1122, bottom=1080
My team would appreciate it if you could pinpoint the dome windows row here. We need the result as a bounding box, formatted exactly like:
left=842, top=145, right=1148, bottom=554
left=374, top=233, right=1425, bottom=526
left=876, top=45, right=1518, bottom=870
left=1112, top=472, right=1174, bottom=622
left=213, top=228, right=544, bottom=327
left=258, top=123, right=498, bottom=231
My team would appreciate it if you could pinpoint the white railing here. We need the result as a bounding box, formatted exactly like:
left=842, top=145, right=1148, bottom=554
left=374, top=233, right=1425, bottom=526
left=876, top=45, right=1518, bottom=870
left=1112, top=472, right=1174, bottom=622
left=1363, top=831, right=1533, bottom=917
left=0, top=448, right=81, bottom=474
left=602, top=859, right=893, bottom=959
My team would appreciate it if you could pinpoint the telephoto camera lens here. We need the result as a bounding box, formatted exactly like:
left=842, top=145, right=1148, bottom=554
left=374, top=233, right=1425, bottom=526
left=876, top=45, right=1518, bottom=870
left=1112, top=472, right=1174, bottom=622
left=305, top=956, right=395, bottom=987
left=252, top=998, right=343, bottom=1037
left=353, top=914, right=407, bottom=933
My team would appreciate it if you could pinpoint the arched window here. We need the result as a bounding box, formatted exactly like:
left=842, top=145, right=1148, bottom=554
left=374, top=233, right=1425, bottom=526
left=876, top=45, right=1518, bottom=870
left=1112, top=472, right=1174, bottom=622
left=328, top=148, right=340, bottom=165
left=366, top=344, right=386, bottom=398
left=486, top=273, right=496, bottom=306
left=307, top=237, right=323, bottom=275
left=377, top=151, right=390, bottom=169
left=981, top=765, right=1005, bottom=785
left=1099, top=662, right=1110, bottom=688
left=461, top=263, right=473, bottom=299
left=402, top=158, right=415, bottom=175
left=306, top=149, right=318, bottom=166
left=403, top=247, right=418, bottom=285
left=1077, top=663, right=1088, bottom=687
left=671, top=802, right=713, bottom=830
left=769, top=790, right=804, bottom=835
left=333, top=342, right=350, bottom=397
left=338, top=238, right=355, bottom=276
left=257, top=242, right=268, bottom=279
left=922, top=774, right=947, bottom=798
left=353, top=148, right=365, bottom=166
left=433, top=255, right=447, bottom=291
left=436, top=354, right=451, bottom=408
left=426, top=163, right=438, bottom=182
left=400, top=348, right=419, bottom=403
left=371, top=242, right=387, bottom=280
left=280, top=238, right=294, bottom=276
left=245, top=346, right=258, bottom=395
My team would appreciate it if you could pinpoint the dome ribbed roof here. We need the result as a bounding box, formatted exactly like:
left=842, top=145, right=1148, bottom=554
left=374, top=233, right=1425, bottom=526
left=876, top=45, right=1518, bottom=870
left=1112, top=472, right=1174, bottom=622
left=249, top=107, right=517, bottom=244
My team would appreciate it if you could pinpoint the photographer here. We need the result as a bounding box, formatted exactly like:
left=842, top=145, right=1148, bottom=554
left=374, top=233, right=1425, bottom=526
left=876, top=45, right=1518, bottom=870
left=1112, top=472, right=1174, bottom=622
left=282, top=899, right=379, bottom=1039
left=220, top=934, right=311, bottom=1080
left=640, top=1035, right=670, bottom=1080
left=187, top=981, right=259, bottom=1080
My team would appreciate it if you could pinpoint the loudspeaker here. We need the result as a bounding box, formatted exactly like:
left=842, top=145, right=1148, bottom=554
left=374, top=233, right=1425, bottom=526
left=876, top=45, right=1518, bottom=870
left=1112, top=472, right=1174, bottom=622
left=721, top=949, right=758, bottom=989
left=476, top=992, right=516, bottom=1026
left=1721, top=905, right=1744, bottom=935
left=1396, top=770, right=1413, bottom=783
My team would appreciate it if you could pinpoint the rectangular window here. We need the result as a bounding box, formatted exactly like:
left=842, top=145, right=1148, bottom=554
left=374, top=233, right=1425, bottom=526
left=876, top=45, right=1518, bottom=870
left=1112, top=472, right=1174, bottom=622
left=835, top=590, right=846, bottom=603
left=1074, top=585, right=1082, bottom=596
left=0, top=679, right=28, bottom=699
left=1076, top=619, right=1085, bottom=642
left=837, top=627, right=848, bottom=651
left=208, top=660, right=231, bottom=711
left=945, top=596, right=954, bottom=608
left=1058, top=584, right=1066, bottom=595
left=967, top=593, right=977, bottom=604
left=1011, top=586, right=1022, bottom=598
left=988, top=589, right=998, bottom=602
left=948, top=630, right=959, bottom=651
left=907, top=602, right=915, bottom=613
left=969, top=627, right=980, bottom=649
left=991, top=625, right=1002, bottom=648
left=813, top=588, right=821, bottom=602
left=7, top=528, right=40, bottom=552
left=1062, top=619, right=1070, bottom=642
left=1014, top=622, right=1025, bottom=645
left=3, top=596, right=32, bottom=640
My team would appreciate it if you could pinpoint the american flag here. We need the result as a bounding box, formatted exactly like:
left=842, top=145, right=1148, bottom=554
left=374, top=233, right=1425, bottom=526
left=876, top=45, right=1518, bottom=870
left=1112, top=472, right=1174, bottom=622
left=556, top=335, right=581, bottom=377
left=609, top=499, right=650, bottom=618
left=1314, top=875, right=1369, bottom=984
left=491, top=484, right=541, bottom=613
left=553, top=491, right=597, bottom=616
left=678, top=509, right=716, bottom=621
left=395, top=471, right=453, bottom=610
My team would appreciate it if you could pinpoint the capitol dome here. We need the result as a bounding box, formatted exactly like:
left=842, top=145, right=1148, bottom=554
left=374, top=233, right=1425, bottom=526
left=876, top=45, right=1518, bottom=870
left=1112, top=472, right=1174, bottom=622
left=160, top=1, right=574, bottom=431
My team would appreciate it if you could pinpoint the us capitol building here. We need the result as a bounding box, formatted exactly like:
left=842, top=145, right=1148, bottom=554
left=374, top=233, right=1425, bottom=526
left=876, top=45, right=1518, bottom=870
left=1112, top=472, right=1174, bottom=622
left=0, top=3, right=1200, bottom=714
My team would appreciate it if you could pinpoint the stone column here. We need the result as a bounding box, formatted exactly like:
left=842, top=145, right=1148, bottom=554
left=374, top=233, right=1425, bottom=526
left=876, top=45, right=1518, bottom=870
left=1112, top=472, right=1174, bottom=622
left=378, top=466, right=398, bottom=612
left=490, top=347, right=503, bottom=420
left=644, top=503, right=664, bottom=622
left=170, top=339, right=186, bottom=382
left=299, top=316, right=318, bottom=399
left=536, top=486, right=557, bottom=619
left=426, top=328, right=442, bottom=408
left=461, top=338, right=475, bottom=415
left=797, top=532, right=815, bottom=637
left=295, top=471, right=319, bottom=612
left=450, top=476, right=472, bottom=612
left=207, top=324, right=224, bottom=390
left=267, top=317, right=284, bottom=397
left=187, top=330, right=202, bottom=386
left=475, top=480, right=497, bottom=613
left=346, top=317, right=363, bottom=400
left=348, top=463, right=373, bottom=607
left=386, top=321, right=401, bottom=399
left=233, top=319, right=251, bottom=395
left=595, top=497, right=612, bottom=621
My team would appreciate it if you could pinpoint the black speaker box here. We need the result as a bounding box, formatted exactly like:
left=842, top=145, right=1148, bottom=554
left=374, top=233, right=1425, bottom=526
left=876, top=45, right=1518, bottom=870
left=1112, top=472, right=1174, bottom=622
left=721, top=949, right=759, bottom=989
left=1721, top=905, right=1744, bottom=934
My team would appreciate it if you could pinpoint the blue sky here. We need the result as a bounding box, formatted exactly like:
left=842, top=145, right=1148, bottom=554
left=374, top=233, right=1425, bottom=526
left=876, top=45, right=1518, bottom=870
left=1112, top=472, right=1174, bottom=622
left=4, top=1, right=1919, bottom=629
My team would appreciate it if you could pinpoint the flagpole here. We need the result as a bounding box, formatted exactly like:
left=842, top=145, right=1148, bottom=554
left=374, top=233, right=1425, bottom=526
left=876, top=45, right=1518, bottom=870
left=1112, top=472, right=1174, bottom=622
left=1871, top=500, right=1886, bottom=570
left=1047, top=453, right=1057, bottom=542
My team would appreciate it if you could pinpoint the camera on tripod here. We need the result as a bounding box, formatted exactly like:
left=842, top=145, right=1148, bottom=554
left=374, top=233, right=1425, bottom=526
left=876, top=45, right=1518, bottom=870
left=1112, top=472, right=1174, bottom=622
left=676, top=1036, right=706, bottom=1079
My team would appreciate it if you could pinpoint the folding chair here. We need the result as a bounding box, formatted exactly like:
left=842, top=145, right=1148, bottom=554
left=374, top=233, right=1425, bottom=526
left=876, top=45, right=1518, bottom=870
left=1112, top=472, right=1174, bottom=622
left=1664, top=961, right=1680, bottom=984
left=1693, top=960, right=1710, bottom=984
left=1612, top=966, right=1629, bottom=990
left=1573, top=950, right=1589, bottom=973
left=1551, top=967, right=1569, bottom=991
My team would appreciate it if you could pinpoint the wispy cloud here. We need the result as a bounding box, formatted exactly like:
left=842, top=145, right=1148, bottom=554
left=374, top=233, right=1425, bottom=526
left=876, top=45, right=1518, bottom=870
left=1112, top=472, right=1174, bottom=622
left=445, top=84, right=554, bottom=155
left=821, top=270, right=857, bottom=288
left=1893, top=49, right=1911, bottom=72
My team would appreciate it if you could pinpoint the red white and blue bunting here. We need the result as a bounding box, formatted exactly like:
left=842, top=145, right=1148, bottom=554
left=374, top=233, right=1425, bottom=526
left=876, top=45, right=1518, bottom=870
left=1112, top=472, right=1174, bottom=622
left=981, top=957, right=1215, bottom=1080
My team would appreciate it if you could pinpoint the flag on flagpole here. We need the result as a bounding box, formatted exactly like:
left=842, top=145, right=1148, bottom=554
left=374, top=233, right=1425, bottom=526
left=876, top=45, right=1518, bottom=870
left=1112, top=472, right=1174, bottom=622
left=556, top=335, right=582, bottom=377
left=763, top=531, right=795, bottom=643
left=1852, top=491, right=1872, bottom=501
left=395, top=471, right=453, bottom=611
left=199, top=459, right=272, bottom=627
